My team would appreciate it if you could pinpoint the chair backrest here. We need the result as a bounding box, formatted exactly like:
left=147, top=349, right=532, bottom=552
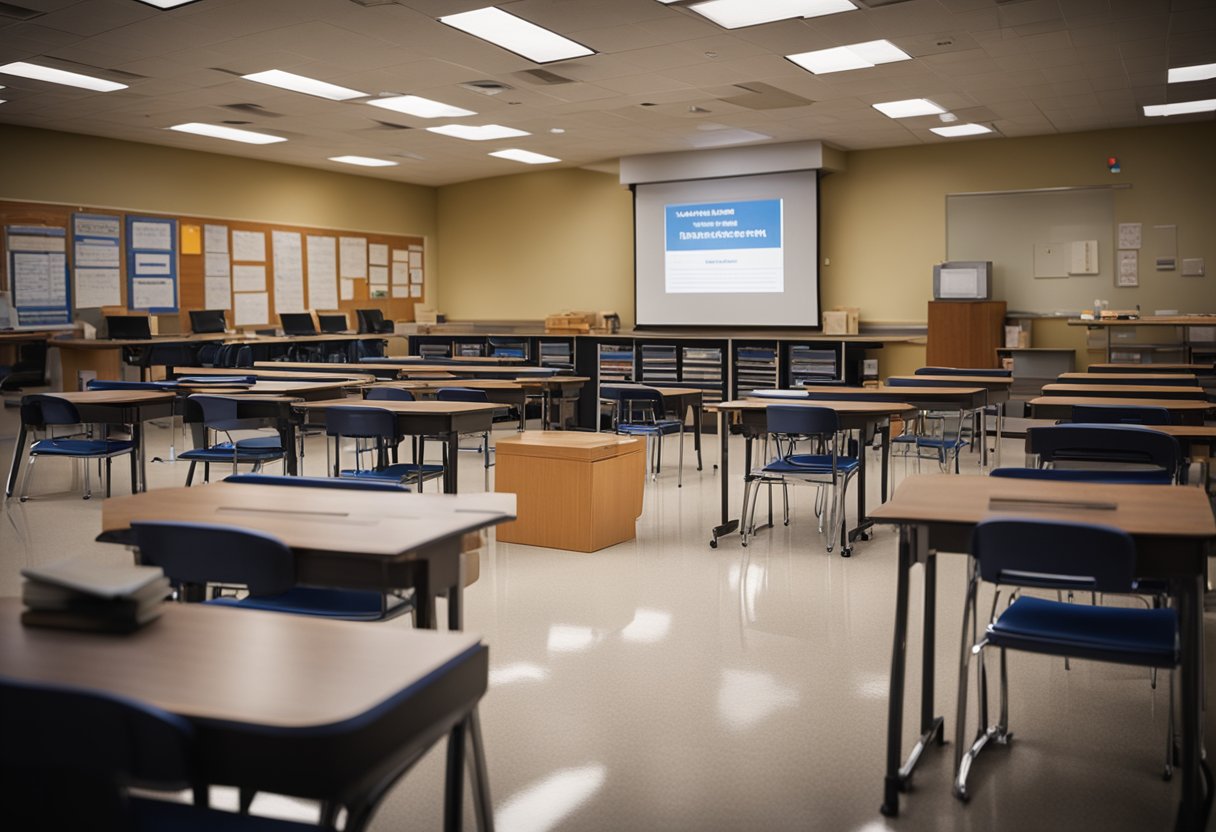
left=1071, top=404, right=1171, bottom=425
left=324, top=405, right=397, bottom=440
left=1027, top=424, right=1179, bottom=472
left=0, top=678, right=194, bottom=823
left=366, top=387, right=415, bottom=402
left=224, top=473, right=409, bottom=491
left=86, top=379, right=169, bottom=391
left=916, top=367, right=1011, bottom=377
left=234, top=345, right=253, bottom=368
left=186, top=394, right=247, bottom=432
left=20, top=394, right=81, bottom=427
left=972, top=518, right=1137, bottom=593
left=886, top=377, right=950, bottom=388
left=765, top=405, right=840, bottom=437
left=989, top=466, right=1173, bottom=485
left=356, top=308, right=388, bottom=334
left=437, top=386, right=490, bottom=403
left=616, top=387, right=667, bottom=424
left=132, top=520, right=295, bottom=596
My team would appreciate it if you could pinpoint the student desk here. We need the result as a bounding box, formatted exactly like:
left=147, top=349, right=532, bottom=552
left=5, top=389, right=175, bottom=497
left=374, top=355, right=526, bottom=365
left=1088, top=363, right=1214, bottom=375
left=51, top=333, right=231, bottom=387
left=868, top=476, right=1215, bottom=830
left=885, top=375, right=1013, bottom=400
left=600, top=384, right=705, bottom=471
left=295, top=399, right=503, bottom=493
left=0, top=598, right=486, bottom=832
left=373, top=377, right=589, bottom=431
left=1028, top=396, right=1212, bottom=424
left=1057, top=372, right=1199, bottom=385
left=254, top=360, right=403, bottom=380
left=1039, top=383, right=1208, bottom=401
left=703, top=399, right=915, bottom=551
left=394, top=364, right=559, bottom=379
left=172, top=365, right=376, bottom=384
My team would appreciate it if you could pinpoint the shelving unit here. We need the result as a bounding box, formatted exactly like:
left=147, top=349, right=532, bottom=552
left=785, top=344, right=839, bottom=387
left=537, top=338, right=574, bottom=370
left=640, top=344, right=678, bottom=383
left=733, top=342, right=778, bottom=397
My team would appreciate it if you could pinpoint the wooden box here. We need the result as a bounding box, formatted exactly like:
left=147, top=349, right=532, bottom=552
left=494, top=432, right=645, bottom=552
left=822, top=307, right=860, bottom=335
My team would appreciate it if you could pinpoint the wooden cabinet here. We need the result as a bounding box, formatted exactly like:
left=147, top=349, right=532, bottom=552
left=927, top=301, right=1006, bottom=369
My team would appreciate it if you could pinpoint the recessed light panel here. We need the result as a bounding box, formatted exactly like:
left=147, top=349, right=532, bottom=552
left=787, top=39, right=910, bottom=75
left=426, top=123, right=530, bottom=141
left=242, top=70, right=366, bottom=101
left=930, top=123, right=992, bottom=137
left=0, top=61, right=127, bottom=92
left=168, top=122, right=286, bottom=144
left=873, top=98, right=945, bottom=118
left=369, top=95, right=476, bottom=118
left=134, top=0, right=203, bottom=8
left=329, top=155, right=398, bottom=167
left=489, top=148, right=560, bottom=164
left=1143, top=99, right=1216, bottom=117
left=684, top=0, right=856, bottom=30
left=439, top=7, right=595, bottom=64
left=1167, top=63, right=1216, bottom=84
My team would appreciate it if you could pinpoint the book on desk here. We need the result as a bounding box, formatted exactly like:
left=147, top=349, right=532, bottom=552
left=21, top=557, right=170, bottom=633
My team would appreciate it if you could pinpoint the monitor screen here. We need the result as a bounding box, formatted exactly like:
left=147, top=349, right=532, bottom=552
left=189, top=309, right=227, bottom=333
left=356, top=308, right=385, bottom=333
left=318, top=313, right=348, bottom=333
left=105, top=315, right=152, bottom=340
left=279, top=312, right=317, bottom=336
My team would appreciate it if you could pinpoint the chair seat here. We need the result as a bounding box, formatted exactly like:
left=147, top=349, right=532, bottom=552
left=987, top=595, right=1178, bottom=668
left=208, top=586, right=411, bottom=622
left=341, top=462, right=445, bottom=484
left=760, top=454, right=859, bottom=476
left=179, top=441, right=283, bottom=463
left=617, top=420, right=682, bottom=436
left=132, top=796, right=319, bottom=830
left=29, top=438, right=134, bottom=457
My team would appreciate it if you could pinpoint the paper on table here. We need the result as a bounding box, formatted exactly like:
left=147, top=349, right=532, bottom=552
left=369, top=265, right=388, bottom=285
left=131, top=221, right=172, bottom=251
left=205, top=251, right=230, bottom=278
left=75, top=268, right=121, bottom=308
left=131, top=277, right=174, bottom=309
left=1117, top=222, right=1141, bottom=250
left=410, top=268, right=423, bottom=284
left=340, top=278, right=354, bottom=300
left=134, top=252, right=171, bottom=276
left=205, top=224, right=229, bottom=253
left=339, top=236, right=367, bottom=278
left=232, top=230, right=266, bottom=262
left=75, top=240, right=120, bottom=268
left=306, top=235, right=338, bottom=311
left=233, top=264, right=266, bottom=292
left=205, top=275, right=231, bottom=310
left=369, top=243, right=388, bottom=266
left=392, top=262, right=408, bottom=284
left=408, top=251, right=422, bottom=268
left=234, top=291, right=268, bottom=326
left=410, top=284, right=422, bottom=298
left=272, top=230, right=304, bottom=313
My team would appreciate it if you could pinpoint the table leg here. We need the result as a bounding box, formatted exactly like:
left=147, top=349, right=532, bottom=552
left=710, top=410, right=737, bottom=547
left=1174, top=571, right=1207, bottom=832
left=444, top=718, right=467, bottom=832
left=880, top=423, right=891, bottom=504
left=445, top=430, right=459, bottom=494
left=882, top=524, right=913, bottom=817
left=693, top=401, right=703, bottom=471
left=5, top=422, right=27, bottom=498
left=447, top=559, right=495, bottom=832
left=995, top=408, right=1003, bottom=468
left=133, top=421, right=147, bottom=492
left=280, top=421, right=299, bottom=476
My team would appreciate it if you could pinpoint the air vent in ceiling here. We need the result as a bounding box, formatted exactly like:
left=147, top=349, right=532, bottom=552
left=220, top=103, right=284, bottom=118
left=459, top=80, right=513, bottom=96
left=515, top=68, right=575, bottom=85
left=0, top=2, right=43, bottom=20
left=722, top=83, right=813, bottom=111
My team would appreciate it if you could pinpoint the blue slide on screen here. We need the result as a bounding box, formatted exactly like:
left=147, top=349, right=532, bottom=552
left=663, top=199, right=783, bottom=293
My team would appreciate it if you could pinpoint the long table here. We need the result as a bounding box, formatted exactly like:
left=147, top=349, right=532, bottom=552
left=1028, top=395, right=1212, bottom=424
left=869, top=475, right=1215, bottom=829
left=0, top=598, right=486, bottom=832
left=704, top=399, right=915, bottom=551
left=1040, top=383, right=1208, bottom=400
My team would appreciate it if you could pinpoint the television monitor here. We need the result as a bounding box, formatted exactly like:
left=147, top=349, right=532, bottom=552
left=188, top=309, right=227, bottom=334
left=105, top=315, right=152, bottom=340
left=932, top=261, right=992, bottom=300
left=317, top=313, right=348, bottom=333
left=279, top=312, right=318, bottom=336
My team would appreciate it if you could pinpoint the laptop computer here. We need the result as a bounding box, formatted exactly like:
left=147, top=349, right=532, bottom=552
left=318, top=313, right=349, bottom=334
left=279, top=312, right=318, bottom=336
left=356, top=308, right=391, bottom=334
left=188, top=309, right=227, bottom=334
left=105, top=316, right=153, bottom=340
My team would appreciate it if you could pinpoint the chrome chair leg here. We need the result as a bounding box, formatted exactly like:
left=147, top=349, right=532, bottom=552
left=677, top=422, right=684, bottom=487
left=740, top=476, right=759, bottom=546
left=1165, top=669, right=1176, bottom=781
left=18, top=455, right=37, bottom=502
left=82, top=456, right=92, bottom=500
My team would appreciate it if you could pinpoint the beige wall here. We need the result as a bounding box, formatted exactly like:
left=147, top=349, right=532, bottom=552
left=436, top=167, right=635, bottom=325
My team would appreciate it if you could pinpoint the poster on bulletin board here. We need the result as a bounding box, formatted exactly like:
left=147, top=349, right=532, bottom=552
left=126, top=215, right=178, bottom=313
left=5, top=225, right=72, bottom=327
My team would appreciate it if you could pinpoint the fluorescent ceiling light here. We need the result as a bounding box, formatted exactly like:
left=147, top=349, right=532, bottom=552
left=369, top=95, right=476, bottom=118
left=427, top=123, right=530, bottom=141
left=930, top=123, right=992, bottom=137
left=1143, top=99, right=1216, bottom=117
left=242, top=69, right=366, bottom=101
left=168, top=122, right=286, bottom=144
left=684, top=0, right=856, bottom=30
left=1168, top=63, right=1216, bottom=83
left=439, top=7, right=594, bottom=64
left=328, top=155, right=397, bottom=167
left=873, top=97, right=945, bottom=118
left=0, top=61, right=127, bottom=92
left=133, top=0, right=204, bottom=8
left=489, top=148, right=560, bottom=164
left=787, top=39, right=911, bottom=75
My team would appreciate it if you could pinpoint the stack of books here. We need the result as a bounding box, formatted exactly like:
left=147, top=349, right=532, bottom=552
left=21, top=557, right=171, bottom=633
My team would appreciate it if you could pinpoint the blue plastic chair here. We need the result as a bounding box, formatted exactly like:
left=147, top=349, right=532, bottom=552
left=85, top=379, right=177, bottom=391
left=18, top=395, right=136, bottom=502
left=132, top=520, right=411, bottom=621
left=325, top=405, right=444, bottom=489
left=953, top=519, right=1178, bottom=800
left=438, top=387, right=495, bottom=487
left=602, top=386, right=685, bottom=486
left=1070, top=403, right=1172, bottom=425
left=1026, top=424, right=1179, bottom=479
left=366, top=387, right=415, bottom=402
left=179, top=395, right=285, bottom=486
left=743, top=405, right=859, bottom=555
left=224, top=473, right=409, bottom=491
left=886, top=378, right=970, bottom=473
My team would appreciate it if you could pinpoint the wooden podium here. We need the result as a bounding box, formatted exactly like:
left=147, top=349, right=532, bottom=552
left=494, top=432, right=644, bottom=552
left=926, top=301, right=1006, bottom=369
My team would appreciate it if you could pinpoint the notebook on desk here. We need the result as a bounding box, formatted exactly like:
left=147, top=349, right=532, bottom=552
left=105, top=315, right=152, bottom=340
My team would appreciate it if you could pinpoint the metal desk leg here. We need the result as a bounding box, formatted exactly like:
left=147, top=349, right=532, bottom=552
left=133, top=421, right=147, bottom=492
left=280, top=421, right=299, bottom=476
left=882, top=524, right=914, bottom=817
left=692, top=403, right=703, bottom=471
left=447, top=562, right=495, bottom=832
left=5, top=423, right=27, bottom=498
left=444, top=718, right=467, bottom=832
left=995, top=408, right=1003, bottom=468
left=1174, top=572, right=1207, bottom=832
left=444, top=430, right=459, bottom=494
left=710, top=410, right=737, bottom=548
left=880, top=423, right=891, bottom=504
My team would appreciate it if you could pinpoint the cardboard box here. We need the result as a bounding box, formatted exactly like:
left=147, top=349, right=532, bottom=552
left=822, top=307, right=860, bottom=335
left=415, top=307, right=440, bottom=324
left=546, top=312, right=593, bottom=333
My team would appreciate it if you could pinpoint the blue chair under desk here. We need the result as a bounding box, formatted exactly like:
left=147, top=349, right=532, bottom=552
left=886, top=378, right=970, bottom=474
left=16, top=394, right=136, bottom=502
left=179, top=395, right=286, bottom=485
left=437, top=387, right=494, bottom=488
left=601, top=386, right=685, bottom=486
left=1025, top=423, right=1180, bottom=481
left=325, top=405, right=445, bottom=489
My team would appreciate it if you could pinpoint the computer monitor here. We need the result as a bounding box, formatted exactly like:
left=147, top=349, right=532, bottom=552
left=317, top=313, right=348, bottom=334
left=105, top=315, right=152, bottom=340
left=356, top=308, right=390, bottom=334
left=188, top=309, right=227, bottom=334
left=279, top=312, right=318, bottom=336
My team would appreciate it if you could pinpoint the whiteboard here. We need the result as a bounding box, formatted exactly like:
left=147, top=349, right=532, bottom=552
left=947, top=188, right=1114, bottom=313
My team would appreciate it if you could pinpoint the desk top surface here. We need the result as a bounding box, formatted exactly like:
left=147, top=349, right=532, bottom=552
left=51, top=333, right=231, bottom=348
left=379, top=377, right=589, bottom=391
left=101, top=482, right=515, bottom=557
left=887, top=375, right=1013, bottom=386
left=870, top=474, right=1216, bottom=539
left=713, top=398, right=917, bottom=416
left=182, top=380, right=354, bottom=395
left=1058, top=372, right=1199, bottom=383
left=1089, top=363, right=1215, bottom=372
left=45, top=390, right=176, bottom=405
left=0, top=599, right=480, bottom=729
left=1028, top=395, right=1213, bottom=411
left=295, top=398, right=504, bottom=416
left=175, top=366, right=375, bottom=383
left=1041, top=383, right=1208, bottom=396
left=395, top=365, right=557, bottom=377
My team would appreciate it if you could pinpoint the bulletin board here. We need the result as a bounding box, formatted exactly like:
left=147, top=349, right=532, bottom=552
left=0, top=199, right=426, bottom=331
